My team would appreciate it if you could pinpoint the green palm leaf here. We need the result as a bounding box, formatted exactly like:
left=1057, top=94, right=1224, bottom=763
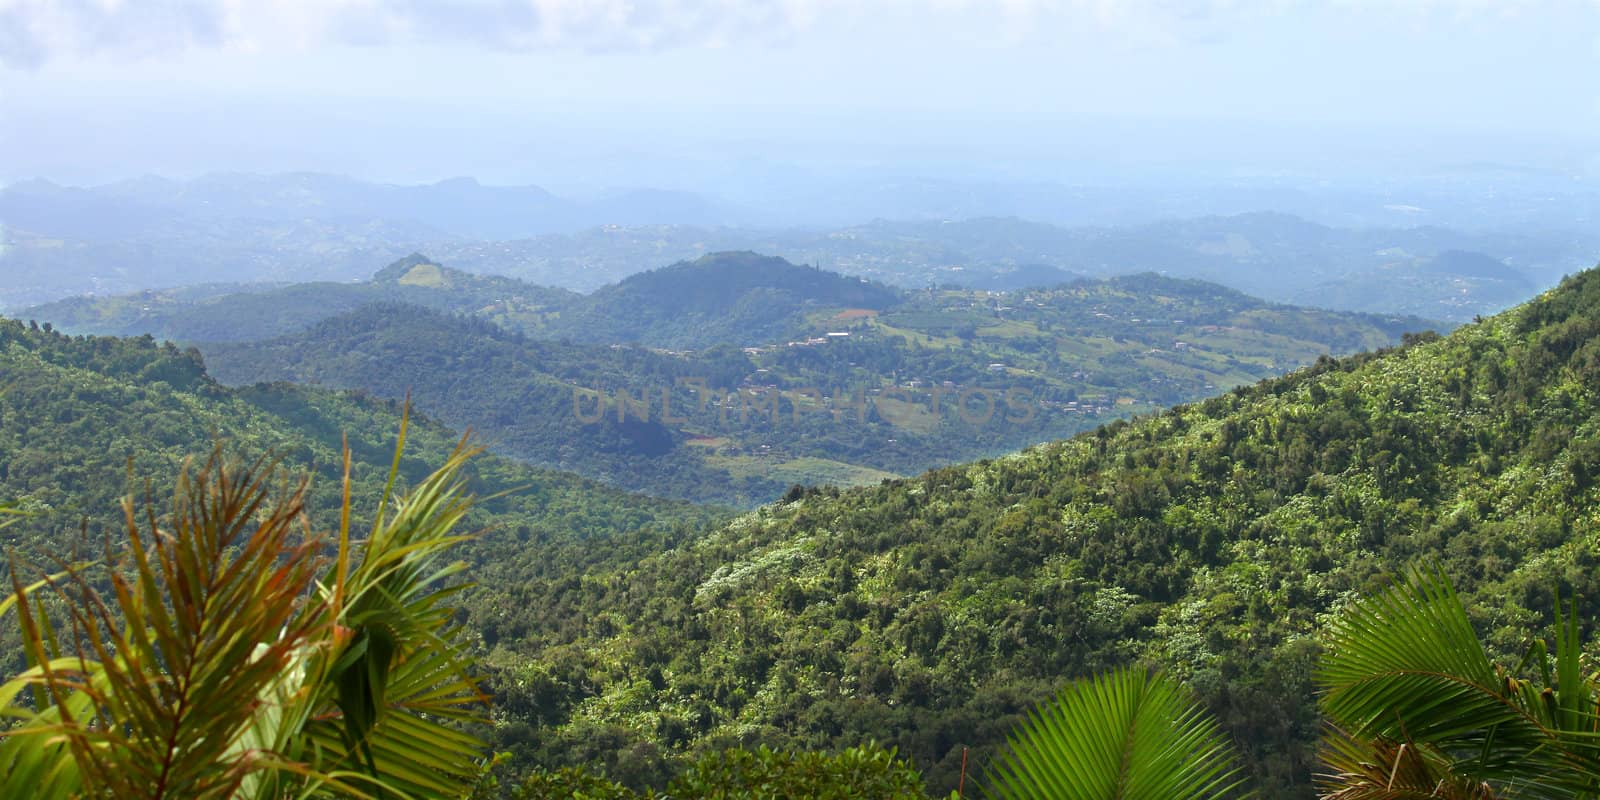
left=1316, top=566, right=1600, bottom=798
left=298, top=422, right=490, bottom=798
left=983, top=666, right=1251, bottom=800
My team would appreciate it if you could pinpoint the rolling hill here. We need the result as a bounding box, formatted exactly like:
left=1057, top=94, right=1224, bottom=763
left=22, top=254, right=576, bottom=343
left=189, top=258, right=1434, bottom=505
left=420, top=214, right=1578, bottom=320
left=462, top=265, right=1600, bottom=797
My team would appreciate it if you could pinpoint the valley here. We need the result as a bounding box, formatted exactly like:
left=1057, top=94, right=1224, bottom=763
left=28, top=252, right=1436, bottom=506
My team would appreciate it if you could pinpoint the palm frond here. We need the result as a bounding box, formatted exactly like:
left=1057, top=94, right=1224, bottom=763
left=1316, top=566, right=1600, bottom=797
left=297, top=418, right=490, bottom=797
left=2, top=450, right=328, bottom=799
left=982, top=666, right=1251, bottom=800
left=0, top=499, right=29, bottom=531
left=0, top=407, right=493, bottom=800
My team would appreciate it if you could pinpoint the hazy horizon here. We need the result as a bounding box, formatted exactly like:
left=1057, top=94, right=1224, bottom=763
left=6, top=1, right=1600, bottom=195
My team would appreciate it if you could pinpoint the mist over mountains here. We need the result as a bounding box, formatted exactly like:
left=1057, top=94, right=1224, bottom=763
left=4, top=172, right=1594, bottom=322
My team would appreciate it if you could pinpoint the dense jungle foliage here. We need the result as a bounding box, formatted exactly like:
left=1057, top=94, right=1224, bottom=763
left=463, top=266, right=1600, bottom=797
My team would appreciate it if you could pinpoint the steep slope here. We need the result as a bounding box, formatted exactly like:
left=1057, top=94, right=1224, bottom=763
left=23, top=254, right=577, bottom=343
left=471, top=266, right=1600, bottom=796
left=0, top=316, right=722, bottom=586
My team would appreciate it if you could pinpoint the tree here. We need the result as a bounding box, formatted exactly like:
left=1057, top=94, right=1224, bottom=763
left=0, top=412, right=491, bottom=799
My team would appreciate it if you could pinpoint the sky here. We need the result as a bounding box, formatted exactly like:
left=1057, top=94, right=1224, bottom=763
left=3, top=0, right=1600, bottom=191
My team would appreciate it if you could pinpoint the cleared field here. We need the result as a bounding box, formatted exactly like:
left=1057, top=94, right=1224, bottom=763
left=706, top=454, right=901, bottom=488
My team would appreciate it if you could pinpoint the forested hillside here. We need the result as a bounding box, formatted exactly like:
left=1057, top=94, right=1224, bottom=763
left=195, top=266, right=1432, bottom=505
left=464, top=266, right=1600, bottom=797
left=206, top=305, right=796, bottom=505
left=0, top=315, right=724, bottom=599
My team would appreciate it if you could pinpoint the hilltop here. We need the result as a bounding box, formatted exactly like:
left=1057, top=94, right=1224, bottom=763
left=541, top=251, right=905, bottom=348
left=422, top=214, right=1573, bottom=320
left=22, top=251, right=892, bottom=350
left=468, top=265, right=1600, bottom=796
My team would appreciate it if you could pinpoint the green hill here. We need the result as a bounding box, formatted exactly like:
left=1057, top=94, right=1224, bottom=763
left=24, top=251, right=899, bottom=351
left=196, top=270, right=1432, bottom=506
left=540, top=251, right=906, bottom=349
left=465, top=265, right=1600, bottom=797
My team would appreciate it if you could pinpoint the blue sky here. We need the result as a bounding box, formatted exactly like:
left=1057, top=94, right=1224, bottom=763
left=3, top=1, right=1599, bottom=189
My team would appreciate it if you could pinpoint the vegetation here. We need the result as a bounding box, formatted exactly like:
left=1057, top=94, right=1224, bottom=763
left=0, top=416, right=489, bottom=798
left=12, top=251, right=1600, bottom=796
left=509, top=745, right=940, bottom=799
left=22, top=254, right=576, bottom=344
left=538, top=252, right=904, bottom=349
left=0, top=314, right=726, bottom=635
left=458, top=266, right=1600, bottom=796
left=1316, top=568, right=1600, bottom=799
left=176, top=257, right=1430, bottom=505
left=966, top=565, right=1600, bottom=800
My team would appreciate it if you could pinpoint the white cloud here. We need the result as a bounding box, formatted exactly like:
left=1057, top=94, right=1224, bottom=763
left=0, top=0, right=842, bottom=68
left=0, top=0, right=1581, bottom=70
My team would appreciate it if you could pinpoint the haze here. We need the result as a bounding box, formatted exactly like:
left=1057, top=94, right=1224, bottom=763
left=5, top=1, right=1599, bottom=193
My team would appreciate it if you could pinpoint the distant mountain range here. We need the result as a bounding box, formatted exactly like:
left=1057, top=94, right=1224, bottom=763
left=0, top=173, right=734, bottom=241
left=432, top=214, right=1553, bottom=319
left=5, top=172, right=1590, bottom=320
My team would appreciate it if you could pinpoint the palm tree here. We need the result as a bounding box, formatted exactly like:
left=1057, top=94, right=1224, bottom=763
left=1316, top=567, right=1600, bottom=799
left=982, top=666, right=1252, bottom=800
left=0, top=413, right=491, bottom=799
